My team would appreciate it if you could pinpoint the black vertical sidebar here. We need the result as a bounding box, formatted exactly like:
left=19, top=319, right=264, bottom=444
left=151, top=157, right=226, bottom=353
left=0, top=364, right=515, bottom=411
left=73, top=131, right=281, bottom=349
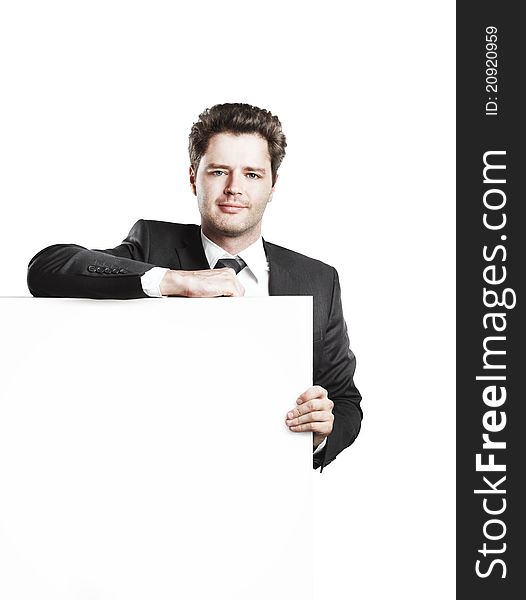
left=457, top=4, right=524, bottom=598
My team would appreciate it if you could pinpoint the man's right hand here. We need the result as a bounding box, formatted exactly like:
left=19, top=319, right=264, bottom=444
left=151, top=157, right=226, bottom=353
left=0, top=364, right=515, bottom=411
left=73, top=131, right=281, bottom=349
left=159, top=268, right=245, bottom=297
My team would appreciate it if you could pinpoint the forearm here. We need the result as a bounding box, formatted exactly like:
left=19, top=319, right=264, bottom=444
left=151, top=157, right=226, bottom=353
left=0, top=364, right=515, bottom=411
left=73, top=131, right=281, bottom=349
left=311, top=385, right=362, bottom=470
left=27, top=244, right=155, bottom=299
left=313, top=267, right=363, bottom=469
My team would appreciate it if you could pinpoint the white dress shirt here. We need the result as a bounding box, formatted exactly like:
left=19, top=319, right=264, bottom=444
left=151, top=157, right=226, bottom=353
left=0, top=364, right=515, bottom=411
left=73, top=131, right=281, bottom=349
left=200, top=231, right=270, bottom=296
left=139, top=231, right=326, bottom=455
left=140, top=232, right=270, bottom=297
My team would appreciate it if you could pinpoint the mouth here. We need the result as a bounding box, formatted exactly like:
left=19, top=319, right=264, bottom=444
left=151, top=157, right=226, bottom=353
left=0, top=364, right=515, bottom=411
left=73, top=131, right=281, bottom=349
left=217, top=203, right=248, bottom=214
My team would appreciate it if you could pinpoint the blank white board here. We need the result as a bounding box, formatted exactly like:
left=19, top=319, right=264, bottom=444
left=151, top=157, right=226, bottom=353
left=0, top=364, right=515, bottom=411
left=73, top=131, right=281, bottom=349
left=0, top=297, right=313, bottom=599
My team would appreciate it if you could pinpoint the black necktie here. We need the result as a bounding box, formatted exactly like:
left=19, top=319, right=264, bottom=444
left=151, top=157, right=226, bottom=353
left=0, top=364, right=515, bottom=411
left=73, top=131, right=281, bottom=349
left=214, top=257, right=246, bottom=275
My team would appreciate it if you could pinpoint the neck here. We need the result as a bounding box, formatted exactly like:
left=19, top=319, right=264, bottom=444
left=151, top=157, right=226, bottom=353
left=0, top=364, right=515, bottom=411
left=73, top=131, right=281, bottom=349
left=202, top=225, right=261, bottom=255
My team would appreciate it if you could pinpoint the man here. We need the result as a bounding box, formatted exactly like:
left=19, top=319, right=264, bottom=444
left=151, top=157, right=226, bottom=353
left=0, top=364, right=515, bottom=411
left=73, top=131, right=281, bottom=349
left=27, top=103, right=362, bottom=470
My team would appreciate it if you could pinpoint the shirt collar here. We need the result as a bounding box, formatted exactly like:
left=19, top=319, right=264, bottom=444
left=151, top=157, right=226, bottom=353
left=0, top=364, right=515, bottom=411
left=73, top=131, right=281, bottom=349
left=200, top=230, right=269, bottom=283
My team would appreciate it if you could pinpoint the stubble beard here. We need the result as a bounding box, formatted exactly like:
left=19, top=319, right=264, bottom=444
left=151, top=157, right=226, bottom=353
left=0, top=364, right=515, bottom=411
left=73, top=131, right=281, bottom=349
left=201, top=202, right=266, bottom=241
left=205, top=214, right=259, bottom=239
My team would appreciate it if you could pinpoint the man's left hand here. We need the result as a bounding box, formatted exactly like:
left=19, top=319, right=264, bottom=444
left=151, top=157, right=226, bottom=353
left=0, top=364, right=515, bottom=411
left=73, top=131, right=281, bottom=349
left=285, top=385, right=334, bottom=448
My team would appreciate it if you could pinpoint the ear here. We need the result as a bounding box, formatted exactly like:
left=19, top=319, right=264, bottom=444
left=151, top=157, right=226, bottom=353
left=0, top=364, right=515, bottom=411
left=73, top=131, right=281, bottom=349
left=268, top=173, right=279, bottom=202
left=189, top=165, right=197, bottom=196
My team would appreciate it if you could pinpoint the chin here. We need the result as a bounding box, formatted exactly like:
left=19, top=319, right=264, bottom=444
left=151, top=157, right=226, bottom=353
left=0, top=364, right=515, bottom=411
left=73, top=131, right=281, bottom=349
left=213, top=219, right=251, bottom=237
left=218, top=225, right=250, bottom=238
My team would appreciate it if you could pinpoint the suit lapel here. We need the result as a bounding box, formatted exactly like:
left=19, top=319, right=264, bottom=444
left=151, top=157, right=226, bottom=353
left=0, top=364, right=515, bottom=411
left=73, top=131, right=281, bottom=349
left=265, top=239, right=323, bottom=341
left=172, top=233, right=301, bottom=292
left=264, top=240, right=297, bottom=296
left=174, top=226, right=209, bottom=270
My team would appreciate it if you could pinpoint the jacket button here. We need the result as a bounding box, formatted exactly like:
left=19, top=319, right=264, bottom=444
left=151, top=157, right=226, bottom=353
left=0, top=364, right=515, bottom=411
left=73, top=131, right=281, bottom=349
left=88, top=266, right=96, bottom=273
left=104, top=267, right=111, bottom=274
left=119, top=268, right=127, bottom=274
left=111, top=268, right=119, bottom=274
left=96, top=266, right=104, bottom=273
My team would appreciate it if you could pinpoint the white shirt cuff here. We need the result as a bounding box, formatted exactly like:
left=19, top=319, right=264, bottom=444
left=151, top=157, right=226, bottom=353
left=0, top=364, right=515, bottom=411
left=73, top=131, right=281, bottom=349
left=141, top=267, right=169, bottom=297
left=313, top=437, right=327, bottom=455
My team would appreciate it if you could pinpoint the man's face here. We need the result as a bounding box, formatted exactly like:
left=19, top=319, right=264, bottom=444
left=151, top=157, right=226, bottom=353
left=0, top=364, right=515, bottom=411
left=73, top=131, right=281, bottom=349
left=190, top=132, right=276, bottom=240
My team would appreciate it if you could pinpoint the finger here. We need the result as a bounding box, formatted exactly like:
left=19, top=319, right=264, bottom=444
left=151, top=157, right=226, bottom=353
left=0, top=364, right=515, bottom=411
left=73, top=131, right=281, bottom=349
left=235, top=278, right=245, bottom=297
left=220, top=284, right=242, bottom=297
left=296, top=385, right=328, bottom=404
left=221, top=283, right=244, bottom=297
left=216, top=268, right=245, bottom=297
left=289, top=420, right=333, bottom=434
left=206, top=273, right=245, bottom=297
left=286, top=410, right=332, bottom=426
left=286, top=398, right=333, bottom=419
left=193, top=285, right=239, bottom=298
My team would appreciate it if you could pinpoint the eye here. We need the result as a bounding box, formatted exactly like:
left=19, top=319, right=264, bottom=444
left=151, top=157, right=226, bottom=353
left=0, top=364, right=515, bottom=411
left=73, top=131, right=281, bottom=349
left=211, top=170, right=226, bottom=176
left=246, top=172, right=260, bottom=179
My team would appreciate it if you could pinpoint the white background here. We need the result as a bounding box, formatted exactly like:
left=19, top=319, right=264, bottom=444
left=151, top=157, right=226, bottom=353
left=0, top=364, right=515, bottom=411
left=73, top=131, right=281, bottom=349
left=0, top=1, right=455, bottom=598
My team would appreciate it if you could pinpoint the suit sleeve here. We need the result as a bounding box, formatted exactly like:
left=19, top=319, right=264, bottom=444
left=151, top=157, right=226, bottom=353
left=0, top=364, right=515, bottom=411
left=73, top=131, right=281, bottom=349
left=313, top=268, right=362, bottom=470
left=27, top=220, right=157, bottom=299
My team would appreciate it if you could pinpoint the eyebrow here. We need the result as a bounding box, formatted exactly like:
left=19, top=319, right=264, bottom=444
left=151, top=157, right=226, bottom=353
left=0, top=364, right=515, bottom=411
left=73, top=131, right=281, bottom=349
left=206, top=163, right=267, bottom=174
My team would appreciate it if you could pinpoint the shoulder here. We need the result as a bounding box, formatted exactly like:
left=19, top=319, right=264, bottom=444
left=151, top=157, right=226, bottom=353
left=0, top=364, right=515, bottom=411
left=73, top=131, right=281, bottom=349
left=127, top=220, right=199, bottom=242
left=264, top=240, right=337, bottom=278
left=132, top=220, right=199, bottom=235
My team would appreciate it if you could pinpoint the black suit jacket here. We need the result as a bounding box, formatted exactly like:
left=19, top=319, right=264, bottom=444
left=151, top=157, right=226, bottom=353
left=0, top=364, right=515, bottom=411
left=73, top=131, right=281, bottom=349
left=27, top=220, right=362, bottom=469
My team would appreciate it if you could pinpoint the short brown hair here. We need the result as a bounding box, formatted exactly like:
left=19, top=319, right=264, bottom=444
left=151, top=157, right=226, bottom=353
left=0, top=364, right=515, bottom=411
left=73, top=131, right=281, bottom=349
left=189, top=103, right=287, bottom=184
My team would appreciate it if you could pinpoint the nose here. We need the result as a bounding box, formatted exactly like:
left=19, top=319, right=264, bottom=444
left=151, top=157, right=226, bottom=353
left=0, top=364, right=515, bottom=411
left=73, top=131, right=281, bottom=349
left=224, top=171, right=243, bottom=196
